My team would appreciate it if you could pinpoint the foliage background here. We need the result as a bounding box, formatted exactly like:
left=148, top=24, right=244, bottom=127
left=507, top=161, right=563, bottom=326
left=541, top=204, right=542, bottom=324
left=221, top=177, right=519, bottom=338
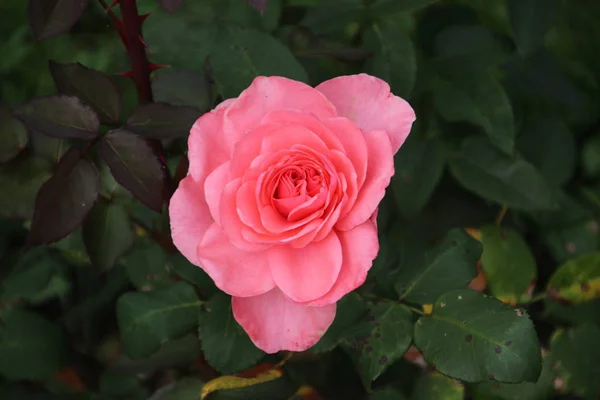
left=1, top=0, right=600, bottom=399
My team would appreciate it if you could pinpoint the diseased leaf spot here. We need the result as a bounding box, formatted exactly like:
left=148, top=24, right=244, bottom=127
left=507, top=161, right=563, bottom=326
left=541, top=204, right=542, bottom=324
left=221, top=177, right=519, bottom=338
left=504, top=340, right=512, bottom=346
left=465, top=334, right=473, bottom=342
left=379, top=355, right=388, bottom=365
left=494, top=345, right=502, bottom=354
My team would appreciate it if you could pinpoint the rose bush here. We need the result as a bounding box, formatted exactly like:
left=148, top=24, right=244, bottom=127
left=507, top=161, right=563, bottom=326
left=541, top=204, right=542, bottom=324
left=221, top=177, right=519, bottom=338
left=169, top=73, right=415, bottom=353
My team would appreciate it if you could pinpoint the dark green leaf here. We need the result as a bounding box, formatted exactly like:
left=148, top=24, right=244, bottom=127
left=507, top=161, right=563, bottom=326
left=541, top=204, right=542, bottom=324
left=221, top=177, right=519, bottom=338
left=364, top=20, right=416, bottom=98
left=0, top=105, right=28, bottom=163
left=369, top=387, right=407, bottom=400
left=411, top=372, right=464, bottom=400
left=82, top=199, right=134, bottom=270
left=152, top=68, right=211, bottom=111
left=581, top=134, right=600, bottom=180
left=199, top=293, right=265, bottom=373
left=342, top=302, right=413, bottom=387
left=391, top=135, right=446, bottom=219
left=29, top=131, right=68, bottom=164
left=122, top=241, right=174, bottom=290
left=116, top=281, right=202, bottom=358
left=28, top=147, right=99, bottom=246
left=311, top=292, right=368, bottom=353
left=49, top=61, right=122, bottom=125
left=414, top=289, right=542, bottom=383
left=507, top=0, right=560, bottom=55
left=301, top=0, right=362, bottom=36
left=470, top=351, right=554, bottom=400
left=434, top=25, right=508, bottom=76
left=549, top=324, right=600, bottom=399
left=0, top=308, right=68, bottom=380
left=0, top=383, right=64, bottom=400
left=28, top=0, right=89, bottom=40
left=395, top=228, right=481, bottom=304
left=168, top=253, right=217, bottom=297
left=244, top=0, right=269, bottom=13
left=125, top=104, right=201, bottom=140
left=157, top=0, right=183, bottom=13
left=210, top=26, right=308, bottom=98
left=0, top=156, right=52, bottom=219
left=99, top=371, right=146, bottom=398
left=480, top=225, right=537, bottom=305
left=0, top=248, right=59, bottom=303
left=370, top=0, right=440, bottom=15
left=15, top=95, right=100, bottom=139
left=546, top=251, right=600, bottom=304
left=449, top=136, right=557, bottom=211
left=517, top=116, right=576, bottom=187
left=150, top=378, right=204, bottom=400
left=434, top=75, right=515, bottom=154
left=99, top=129, right=168, bottom=212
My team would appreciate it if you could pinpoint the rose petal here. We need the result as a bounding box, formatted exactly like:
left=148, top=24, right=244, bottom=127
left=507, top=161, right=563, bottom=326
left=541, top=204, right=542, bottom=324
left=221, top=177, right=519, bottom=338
left=169, top=176, right=212, bottom=266
left=306, top=219, right=379, bottom=306
left=197, top=224, right=275, bottom=297
left=204, top=161, right=230, bottom=226
left=316, top=74, right=416, bottom=153
left=224, top=76, right=337, bottom=146
left=336, top=130, right=394, bottom=231
left=268, top=231, right=342, bottom=302
left=232, top=288, right=336, bottom=353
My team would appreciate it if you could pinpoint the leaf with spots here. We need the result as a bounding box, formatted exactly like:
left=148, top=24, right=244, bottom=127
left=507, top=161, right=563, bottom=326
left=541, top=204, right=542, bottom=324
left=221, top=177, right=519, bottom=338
left=548, top=324, right=600, bottom=399
left=395, top=228, right=481, bottom=304
left=546, top=251, right=600, bottom=304
left=198, top=293, right=265, bottom=374
left=341, top=302, right=413, bottom=388
left=480, top=225, right=537, bottom=305
left=414, top=289, right=542, bottom=383
left=116, top=281, right=202, bottom=359
left=411, top=371, right=464, bottom=400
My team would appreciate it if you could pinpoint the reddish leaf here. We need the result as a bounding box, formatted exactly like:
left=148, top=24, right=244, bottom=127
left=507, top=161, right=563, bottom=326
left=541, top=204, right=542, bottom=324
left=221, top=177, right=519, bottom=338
left=99, top=129, right=168, bottom=212
left=28, top=147, right=99, bottom=246
left=28, top=0, right=90, bottom=41
left=125, top=103, right=201, bottom=140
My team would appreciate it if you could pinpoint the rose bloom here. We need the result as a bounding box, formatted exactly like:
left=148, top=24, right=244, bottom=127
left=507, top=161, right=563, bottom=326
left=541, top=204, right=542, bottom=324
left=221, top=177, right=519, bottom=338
left=170, top=74, right=415, bottom=353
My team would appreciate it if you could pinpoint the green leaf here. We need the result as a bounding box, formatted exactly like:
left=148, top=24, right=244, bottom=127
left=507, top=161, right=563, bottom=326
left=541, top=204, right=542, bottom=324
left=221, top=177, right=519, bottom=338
left=210, top=26, right=308, bottom=98
left=150, top=378, right=204, bottom=400
left=49, top=61, right=122, bottom=125
left=0, top=248, right=59, bottom=303
left=546, top=251, right=600, bottom=304
left=125, top=104, right=202, bottom=140
left=549, top=324, right=600, bottom=399
left=311, top=292, right=368, bottom=353
left=82, top=199, right=134, bottom=270
left=157, top=0, right=183, bottom=14
left=411, top=372, right=464, bottom=400
left=168, top=253, right=217, bottom=297
left=395, top=228, right=481, bottom=304
left=434, top=25, right=508, bottom=77
left=507, top=0, right=560, bottom=55
left=342, top=302, right=413, bottom=387
left=449, top=136, right=557, bottom=211
left=391, top=135, right=446, bottom=219
left=363, top=20, right=416, bottom=98
left=581, top=134, right=600, bottom=180
left=116, top=281, right=202, bottom=358
left=370, top=0, right=440, bottom=15
left=0, top=105, right=28, bottom=163
left=28, top=148, right=100, bottom=246
left=28, top=0, right=90, bottom=41
left=99, top=129, right=168, bottom=212
left=414, top=289, right=542, bottom=383
left=199, top=293, right=265, bottom=374
left=434, top=75, right=515, bottom=155
left=301, top=0, right=363, bottom=36
left=152, top=68, right=211, bottom=111
left=14, top=95, right=100, bottom=140
left=370, top=389, right=407, bottom=400
left=480, top=225, right=537, bottom=305
left=99, top=371, right=146, bottom=398
left=517, top=116, right=576, bottom=187
left=122, top=241, right=174, bottom=291
left=470, top=351, right=554, bottom=400
left=0, top=308, right=68, bottom=380
left=0, top=156, right=52, bottom=219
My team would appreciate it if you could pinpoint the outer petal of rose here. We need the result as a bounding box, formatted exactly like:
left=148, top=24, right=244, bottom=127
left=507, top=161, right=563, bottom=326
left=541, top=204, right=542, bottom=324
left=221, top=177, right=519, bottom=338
left=336, top=130, right=394, bottom=231
left=316, top=74, right=416, bottom=153
left=306, top=219, right=379, bottom=307
left=169, top=176, right=212, bottom=266
left=232, top=288, right=336, bottom=353
left=224, top=76, right=337, bottom=145
left=187, top=105, right=232, bottom=185
left=197, top=223, right=275, bottom=297
left=203, top=161, right=230, bottom=226
left=268, top=231, right=342, bottom=302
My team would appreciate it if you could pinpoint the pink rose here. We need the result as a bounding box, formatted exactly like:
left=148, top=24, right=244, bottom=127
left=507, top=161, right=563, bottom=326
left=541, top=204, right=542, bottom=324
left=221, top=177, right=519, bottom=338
left=169, top=74, right=415, bottom=353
